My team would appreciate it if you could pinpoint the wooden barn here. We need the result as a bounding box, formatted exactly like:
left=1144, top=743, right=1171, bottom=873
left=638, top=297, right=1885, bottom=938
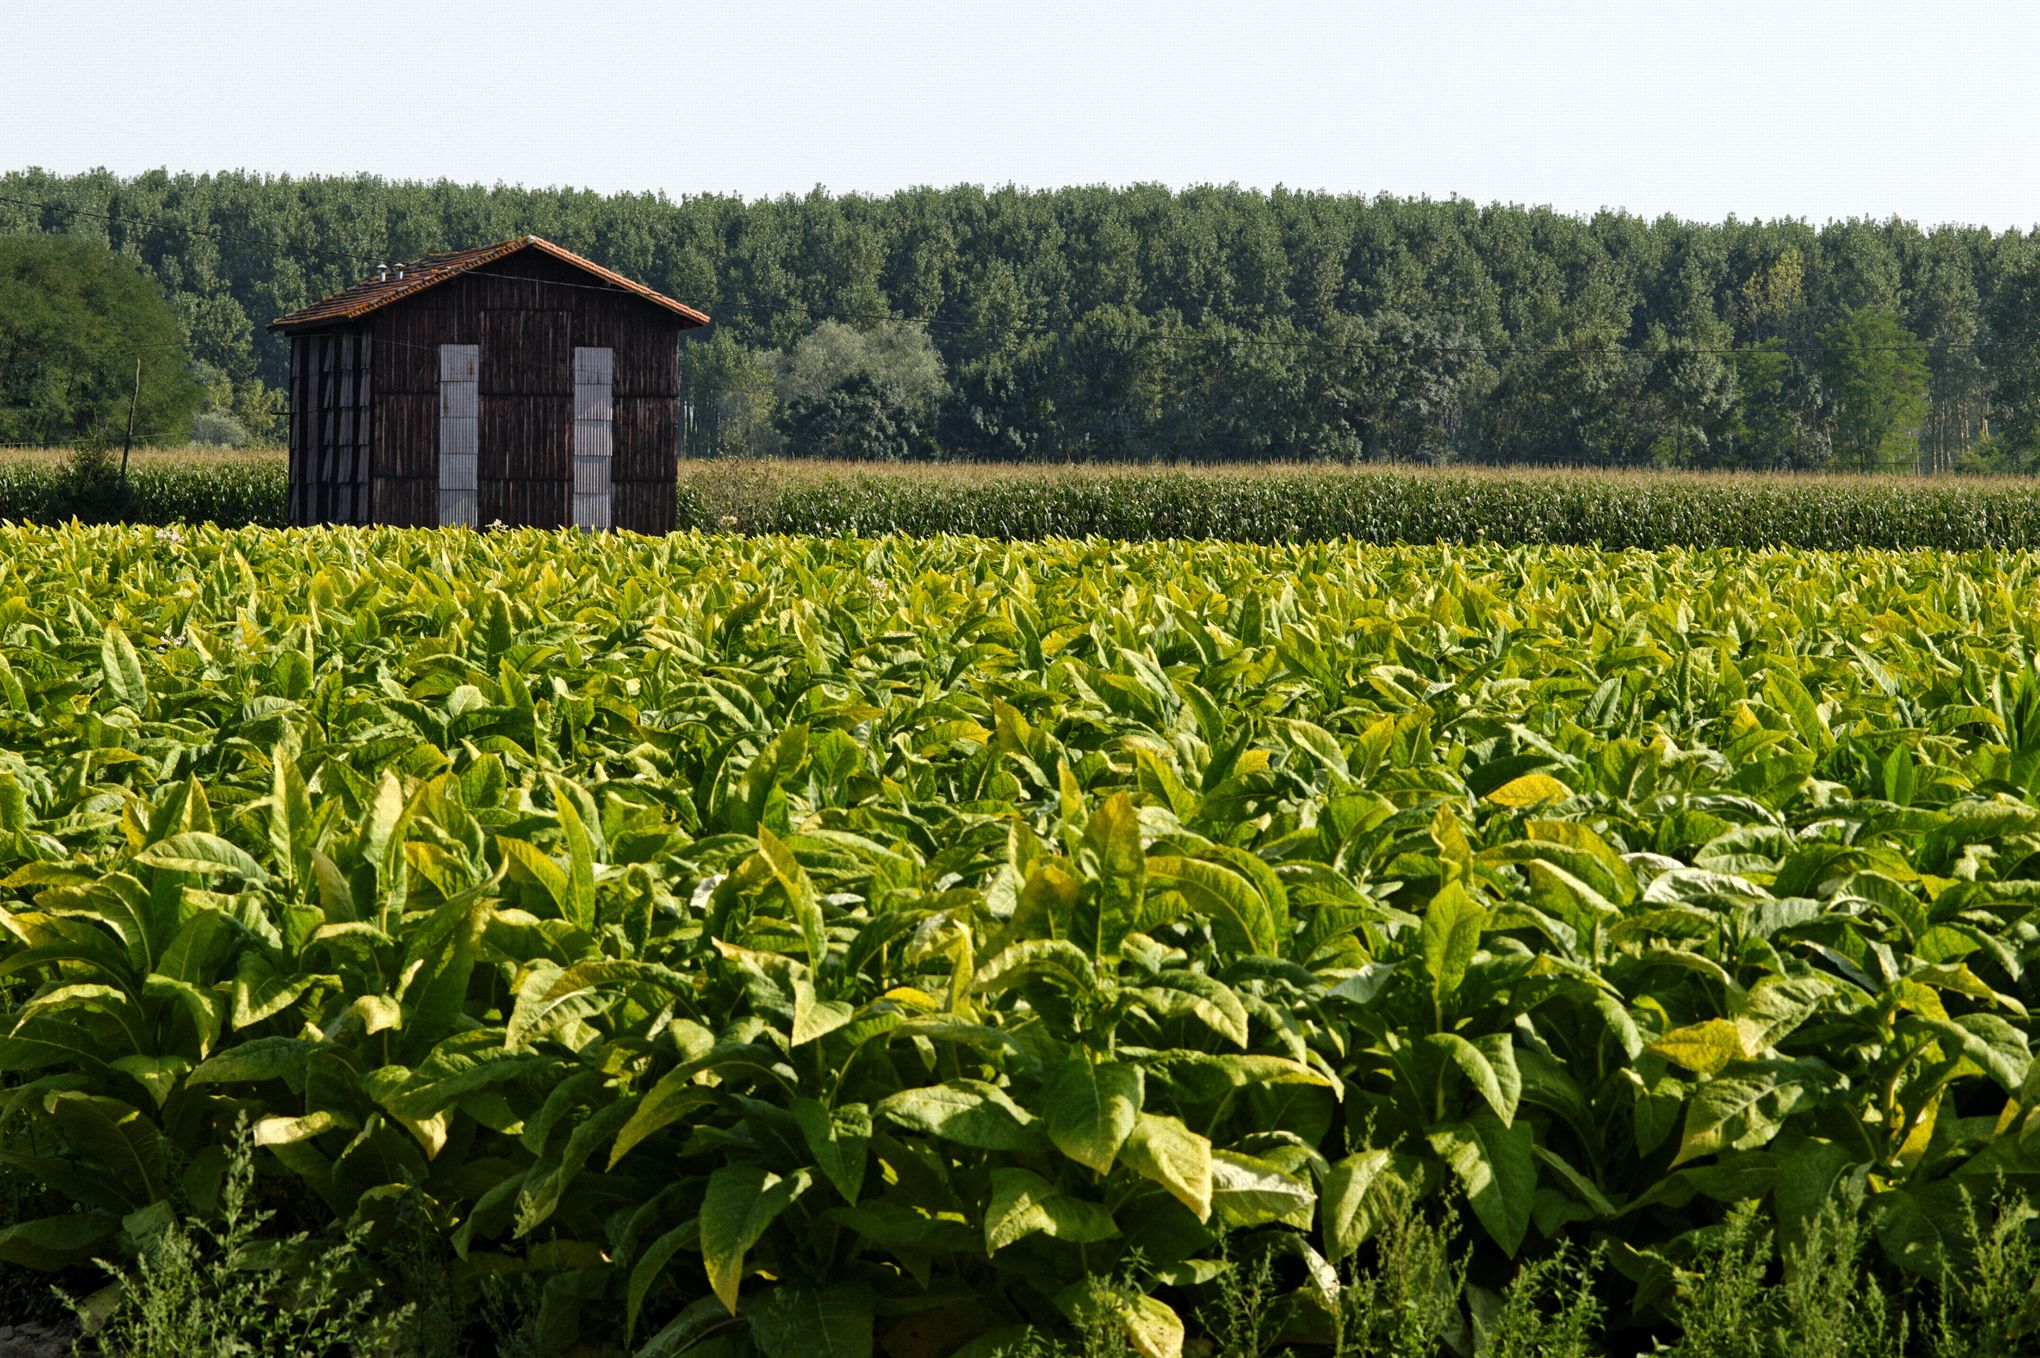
left=267, top=236, right=710, bottom=532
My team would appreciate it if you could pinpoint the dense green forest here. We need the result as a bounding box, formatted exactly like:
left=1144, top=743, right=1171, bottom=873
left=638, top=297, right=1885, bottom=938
left=8, top=167, right=2040, bottom=470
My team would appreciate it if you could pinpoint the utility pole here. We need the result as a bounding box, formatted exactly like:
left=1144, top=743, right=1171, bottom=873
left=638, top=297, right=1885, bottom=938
left=118, top=352, right=140, bottom=503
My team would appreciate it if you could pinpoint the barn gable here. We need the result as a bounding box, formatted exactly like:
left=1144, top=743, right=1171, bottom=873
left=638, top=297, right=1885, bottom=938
left=267, top=236, right=711, bottom=333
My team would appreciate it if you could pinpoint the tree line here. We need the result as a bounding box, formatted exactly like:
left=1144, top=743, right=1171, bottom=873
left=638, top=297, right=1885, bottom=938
left=8, top=167, right=2040, bottom=471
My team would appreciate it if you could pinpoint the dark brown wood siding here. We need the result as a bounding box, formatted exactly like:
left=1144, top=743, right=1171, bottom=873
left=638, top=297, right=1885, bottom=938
left=288, top=329, right=373, bottom=525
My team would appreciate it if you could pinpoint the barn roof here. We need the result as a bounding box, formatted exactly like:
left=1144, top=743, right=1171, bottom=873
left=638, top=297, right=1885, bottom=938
left=266, top=235, right=712, bottom=332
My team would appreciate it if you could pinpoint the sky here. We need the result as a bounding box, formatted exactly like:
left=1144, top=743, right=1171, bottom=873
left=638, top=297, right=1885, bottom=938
left=7, top=0, right=2038, bottom=230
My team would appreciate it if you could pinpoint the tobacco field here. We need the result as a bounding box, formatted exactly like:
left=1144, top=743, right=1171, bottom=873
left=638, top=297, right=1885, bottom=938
left=5, top=523, right=2040, bottom=1355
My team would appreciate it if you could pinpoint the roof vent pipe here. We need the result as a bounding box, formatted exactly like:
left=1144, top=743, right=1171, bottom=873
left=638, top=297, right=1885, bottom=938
left=377, top=264, right=389, bottom=282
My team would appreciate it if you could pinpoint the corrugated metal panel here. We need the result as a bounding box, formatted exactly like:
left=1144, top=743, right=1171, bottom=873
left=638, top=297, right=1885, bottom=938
left=573, top=455, right=610, bottom=495
left=439, top=345, right=478, bottom=383
left=438, top=344, right=480, bottom=527
left=572, top=489, right=613, bottom=531
left=572, top=346, right=614, bottom=531
left=573, top=420, right=613, bottom=458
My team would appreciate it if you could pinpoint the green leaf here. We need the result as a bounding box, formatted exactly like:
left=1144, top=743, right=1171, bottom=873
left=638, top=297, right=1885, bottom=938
left=0, top=1211, right=120, bottom=1268
left=1209, top=1148, right=1315, bottom=1229
left=975, top=938, right=1098, bottom=995
left=1137, top=972, right=1250, bottom=1048
left=1429, top=1112, right=1534, bottom=1254
left=1872, top=1181, right=1969, bottom=1282
left=362, top=771, right=408, bottom=877
left=1671, top=1059, right=1829, bottom=1167
left=1138, top=1050, right=1334, bottom=1100
left=791, top=978, right=855, bottom=1046
left=187, top=1037, right=312, bottom=1087
left=398, top=885, right=494, bottom=1050
left=269, top=747, right=314, bottom=890
left=1041, top=1058, right=1142, bottom=1175
left=253, top=1109, right=346, bottom=1146
left=1120, top=1112, right=1212, bottom=1221
left=497, top=838, right=570, bottom=917
left=1419, top=880, right=1485, bottom=1006
left=1908, top=1013, right=2031, bottom=1094
left=609, top=1066, right=718, bottom=1169
left=1145, top=855, right=1277, bottom=958
left=379, top=1032, right=546, bottom=1120
left=51, top=1094, right=167, bottom=1205
left=1075, top=791, right=1147, bottom=958
left=230, top=951, right=325, bottom=1029
left=877, top=1080, right=1038, bottom=1150
left=1773, top=1138, right=1858, bottom=1266
left=791, top=1098, right=870, bottom=1205
left=110, top=1055, right=189, bottom=1110
left=134, top=832, right=267, bottom=882
left=629, top=1233, right=709, bottom=1345
left=514, top=1099, right=635, bottom=1237
left=100, top=625, right=146, bottom=710
left=984, top=1167, right=1118, bottom=1253
left=552, top=781, right=598, bottom=931
left=759, top=825, right=826, bottom=971
left=1531, top=1144, right=1618, bottom=1217
left=701, top=1163, right=811, bottom=1313
left=1426, top=1032, right=1520, bottom=1125
left=1321, top=1148, right=1420, bottom=1259
left=505, top=961, right=621, bottom=1050
left=636, top=1296, right=739, bottom=1358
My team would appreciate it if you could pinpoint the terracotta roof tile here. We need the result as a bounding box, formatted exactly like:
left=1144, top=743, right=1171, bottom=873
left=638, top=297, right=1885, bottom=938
left=267, top=235, right=710, bottom=332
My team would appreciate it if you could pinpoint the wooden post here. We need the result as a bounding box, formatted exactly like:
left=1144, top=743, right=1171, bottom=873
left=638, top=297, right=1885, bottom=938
left=117, top=352, right=141, bottom=501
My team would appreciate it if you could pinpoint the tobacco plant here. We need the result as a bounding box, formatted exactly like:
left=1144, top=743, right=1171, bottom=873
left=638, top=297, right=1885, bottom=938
left=4, top=525, right=2040, bottom=1355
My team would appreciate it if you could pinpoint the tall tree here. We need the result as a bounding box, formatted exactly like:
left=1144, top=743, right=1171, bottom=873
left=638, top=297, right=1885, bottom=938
left=1982, top=247, right=2040, bottom=459
left=1818, top=307, right=1930, bottom=472
left=0, top=233, right=201, bottom=445
left=6, top=169, right=2033, bottom=469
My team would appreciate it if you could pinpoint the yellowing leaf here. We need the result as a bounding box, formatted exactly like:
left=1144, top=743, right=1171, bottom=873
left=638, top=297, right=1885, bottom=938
left=1485, top=773, right=1572, bottom=807
left=1647, top=1018, right=1756, bottom=1075
left=1041, top=1058, right=1142, bottom=1175
left=1120, top=1112, right=1212, bottom=1221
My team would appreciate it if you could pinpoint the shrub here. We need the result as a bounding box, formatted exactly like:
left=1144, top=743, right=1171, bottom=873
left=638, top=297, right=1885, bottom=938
left=190, top=409, right=254, bottom=449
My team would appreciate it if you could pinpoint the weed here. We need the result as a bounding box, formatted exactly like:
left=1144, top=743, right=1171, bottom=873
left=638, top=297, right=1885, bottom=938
left=64, top=1120, right=382, bottom=1358
left=1478, top=1243, right=1603, bottom=1358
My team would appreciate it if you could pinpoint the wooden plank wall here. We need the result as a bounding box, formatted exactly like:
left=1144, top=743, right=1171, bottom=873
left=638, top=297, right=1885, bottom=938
left=370, top=306, right=446, bottom=525
left=288, top=330, right=373, bottom=525
left=362, top=251, right=685, bottom=531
